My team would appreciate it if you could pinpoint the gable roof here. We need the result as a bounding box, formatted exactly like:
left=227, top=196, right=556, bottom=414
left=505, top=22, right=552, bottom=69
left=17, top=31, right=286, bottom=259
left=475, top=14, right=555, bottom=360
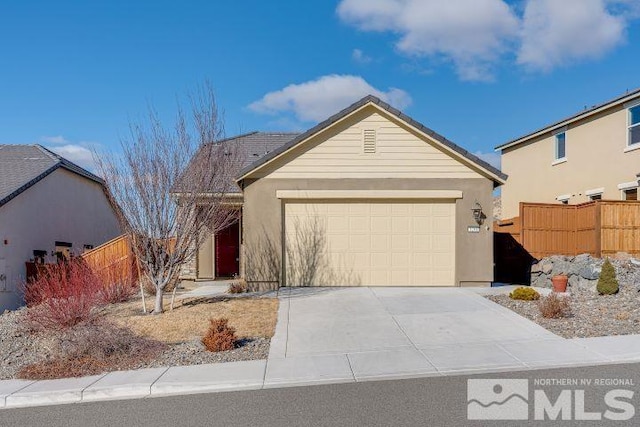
left=0, top=144, right=104, bottom=208
left=177, top=132, right=300, bottom=194
left=496, top=87, right=640, bottom=151
left=237, top=95, right=507, bottom=184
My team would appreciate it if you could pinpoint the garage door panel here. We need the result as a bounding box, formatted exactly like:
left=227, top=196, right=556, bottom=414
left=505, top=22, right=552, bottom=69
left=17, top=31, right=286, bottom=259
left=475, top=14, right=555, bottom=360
left=328, top=216, right=348, bottom=232
left=391, top=204, right=412, bottom=216
left=391, top=217, right=411, bottom=233
left=350, top=217, right=371, bottom=233
left=370, top=204, right=391, bottom=216
left=285, top=200, right=455, bottom=286
left=391, top=235, right=411, bottom=251
left=371, top=252, right=391, bottom=268
left=413, top=235, right=432, bottom=251
left=371, top=217, right=391, bottom=233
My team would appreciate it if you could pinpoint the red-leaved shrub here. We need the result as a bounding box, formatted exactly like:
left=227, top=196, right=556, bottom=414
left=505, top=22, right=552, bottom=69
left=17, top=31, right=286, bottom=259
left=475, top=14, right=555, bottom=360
left=22, top=259, right=104, bottom=330
left=96, top=265, right=137, bottom=304
left=202, top=318, right=237, bottom=352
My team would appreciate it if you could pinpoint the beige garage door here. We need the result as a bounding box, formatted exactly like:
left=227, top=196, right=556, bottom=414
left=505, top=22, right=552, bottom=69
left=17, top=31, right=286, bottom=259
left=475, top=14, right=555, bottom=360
left=284, top=200, right=456, bottom=287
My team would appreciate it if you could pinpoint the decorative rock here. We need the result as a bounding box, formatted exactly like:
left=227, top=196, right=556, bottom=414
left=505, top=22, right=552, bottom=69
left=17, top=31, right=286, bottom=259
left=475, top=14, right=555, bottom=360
left=568, top=275, right=579, bottom=288
left=529, top=253, right=639, bottom=291
left=578, top=264, right=600, bottom=281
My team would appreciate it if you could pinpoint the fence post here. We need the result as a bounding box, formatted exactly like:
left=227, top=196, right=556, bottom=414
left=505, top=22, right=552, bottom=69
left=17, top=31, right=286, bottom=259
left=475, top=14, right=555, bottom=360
left=595, top=201, right=602, bottom=258
left=519, top=201, right=525, bottom=252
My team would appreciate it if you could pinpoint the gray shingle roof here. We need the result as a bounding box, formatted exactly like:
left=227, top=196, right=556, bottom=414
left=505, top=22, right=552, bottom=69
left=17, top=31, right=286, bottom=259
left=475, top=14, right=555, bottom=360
left=238, top=95, right=507, bottom=183
left=0, top=144, right=104, bottom=207
left=219, top=131, right=301, bottom=170
left=180, top=132, right=300, bottom=194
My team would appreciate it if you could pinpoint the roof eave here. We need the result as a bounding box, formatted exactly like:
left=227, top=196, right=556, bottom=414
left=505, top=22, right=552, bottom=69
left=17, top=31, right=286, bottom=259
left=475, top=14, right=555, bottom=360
left=496, top=88, right=640, bottom=152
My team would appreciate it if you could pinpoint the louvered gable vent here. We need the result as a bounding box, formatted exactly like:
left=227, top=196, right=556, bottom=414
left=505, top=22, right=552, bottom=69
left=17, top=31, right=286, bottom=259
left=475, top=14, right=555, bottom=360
left=363, top=129, right=376, bottom=154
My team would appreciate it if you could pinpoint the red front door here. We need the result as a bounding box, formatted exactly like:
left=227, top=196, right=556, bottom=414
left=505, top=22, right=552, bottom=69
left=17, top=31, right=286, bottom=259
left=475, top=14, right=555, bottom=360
left=215, top=221, right=240, bottom=277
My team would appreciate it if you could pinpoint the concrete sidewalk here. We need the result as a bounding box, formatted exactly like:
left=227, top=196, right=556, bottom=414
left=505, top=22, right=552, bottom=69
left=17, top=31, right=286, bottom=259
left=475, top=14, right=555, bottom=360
left=2, top=286, right=640, bottom=409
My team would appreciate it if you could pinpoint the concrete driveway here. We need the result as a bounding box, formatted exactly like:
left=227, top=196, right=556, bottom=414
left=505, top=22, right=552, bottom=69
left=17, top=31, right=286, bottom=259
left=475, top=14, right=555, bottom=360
left=265, top=287, right=611, bottom=386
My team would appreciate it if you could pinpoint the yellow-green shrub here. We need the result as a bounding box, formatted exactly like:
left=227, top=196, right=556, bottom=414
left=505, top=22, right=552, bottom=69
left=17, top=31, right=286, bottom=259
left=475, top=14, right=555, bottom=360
left=509, top=287, right=540, bottom=301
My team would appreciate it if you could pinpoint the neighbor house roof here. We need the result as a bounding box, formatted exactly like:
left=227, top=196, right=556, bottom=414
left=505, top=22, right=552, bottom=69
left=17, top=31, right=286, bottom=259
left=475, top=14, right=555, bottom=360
left=179, top=132, right=300, bottom=194
left=0, top=144, right=104, bottom=207
left=237, top=95, right=507, bottom=184
left=496, top=87, right=640, bottom=151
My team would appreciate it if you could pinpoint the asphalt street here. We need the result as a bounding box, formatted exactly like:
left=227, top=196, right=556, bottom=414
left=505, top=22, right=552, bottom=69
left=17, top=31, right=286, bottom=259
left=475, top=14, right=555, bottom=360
left=2, top=362, right=640, bottom=427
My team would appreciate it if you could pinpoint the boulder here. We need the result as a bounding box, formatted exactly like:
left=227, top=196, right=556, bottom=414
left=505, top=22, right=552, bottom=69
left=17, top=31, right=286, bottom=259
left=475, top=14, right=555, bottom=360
left=568, top=274, right=580, bottom=288
left=530, top=262, right=542, bottom=274
left=578, top=264, right=601, bottom=280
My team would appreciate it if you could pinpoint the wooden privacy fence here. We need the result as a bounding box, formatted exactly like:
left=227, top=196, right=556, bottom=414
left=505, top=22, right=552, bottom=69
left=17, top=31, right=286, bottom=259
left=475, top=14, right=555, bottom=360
left=495, top=200, right=640, bottom=259
left=81, top=234, right=137, bottom=284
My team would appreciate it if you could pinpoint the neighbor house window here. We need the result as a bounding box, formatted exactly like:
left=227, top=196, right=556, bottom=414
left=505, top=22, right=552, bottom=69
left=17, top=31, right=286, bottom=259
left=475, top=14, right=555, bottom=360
left=586, top=188, right=604, bottom=201
left=554, top=132, right=566, bottom=161
left=628, top=104, right=640, bottom=147
left=624, top=188, right=638, bottom=201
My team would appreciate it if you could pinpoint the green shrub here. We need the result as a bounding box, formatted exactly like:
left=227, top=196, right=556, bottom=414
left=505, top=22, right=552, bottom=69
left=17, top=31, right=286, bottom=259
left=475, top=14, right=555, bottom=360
left=509, top=287, right=540, bottom=301
left=597, top=258, right=619, bottom=295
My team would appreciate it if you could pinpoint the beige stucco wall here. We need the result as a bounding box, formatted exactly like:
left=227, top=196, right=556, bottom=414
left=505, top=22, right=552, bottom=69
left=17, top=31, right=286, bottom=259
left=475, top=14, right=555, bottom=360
left=501, top=103, right=640, bottom=218
left=0, top=168, right=121, bottom=310
left=242, top=177, right=494, bottom=288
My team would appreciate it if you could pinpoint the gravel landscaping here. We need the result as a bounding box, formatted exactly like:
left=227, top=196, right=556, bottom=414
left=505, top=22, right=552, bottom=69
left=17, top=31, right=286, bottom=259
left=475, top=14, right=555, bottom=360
left=0, top=295, right=275, bottom=380
left=487, top=285, right=640, bottom=339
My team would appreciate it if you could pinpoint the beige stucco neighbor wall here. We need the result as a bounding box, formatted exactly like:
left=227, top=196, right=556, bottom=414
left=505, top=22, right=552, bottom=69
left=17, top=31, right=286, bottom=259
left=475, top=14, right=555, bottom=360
left=242, top=178, right=494, bottom=288
left=501, top=103, right=640, bottom=218
left=0, top=168, right=121, bottom=310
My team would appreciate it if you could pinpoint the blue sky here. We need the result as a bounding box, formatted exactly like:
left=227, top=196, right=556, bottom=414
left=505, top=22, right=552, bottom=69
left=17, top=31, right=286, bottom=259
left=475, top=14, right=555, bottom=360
left=1, top=0, right=639, bottom=170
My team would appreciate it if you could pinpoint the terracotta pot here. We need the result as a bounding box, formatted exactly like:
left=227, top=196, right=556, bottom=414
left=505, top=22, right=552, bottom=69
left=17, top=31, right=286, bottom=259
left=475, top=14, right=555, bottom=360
left=551, top=275, right=568, bottom=293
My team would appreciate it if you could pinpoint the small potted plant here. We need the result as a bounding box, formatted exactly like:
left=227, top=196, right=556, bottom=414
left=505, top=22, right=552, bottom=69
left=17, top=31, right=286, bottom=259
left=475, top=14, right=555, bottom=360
left=551, top=273, right=568, bottom=293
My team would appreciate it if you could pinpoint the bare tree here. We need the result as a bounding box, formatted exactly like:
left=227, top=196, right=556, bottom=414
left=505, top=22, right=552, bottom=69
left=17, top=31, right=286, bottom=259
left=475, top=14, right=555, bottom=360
left=96, top=84, right=242, bottom=314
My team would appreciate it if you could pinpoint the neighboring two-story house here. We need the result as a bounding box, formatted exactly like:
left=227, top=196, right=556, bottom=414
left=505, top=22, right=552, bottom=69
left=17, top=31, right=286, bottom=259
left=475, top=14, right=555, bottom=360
left=497, top=88, right=640, bottom=219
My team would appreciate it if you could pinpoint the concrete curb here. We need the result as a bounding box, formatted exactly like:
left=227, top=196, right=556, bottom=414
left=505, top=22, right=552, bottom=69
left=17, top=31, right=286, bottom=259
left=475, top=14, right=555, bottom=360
left=1, top=352, right=639, bottom=409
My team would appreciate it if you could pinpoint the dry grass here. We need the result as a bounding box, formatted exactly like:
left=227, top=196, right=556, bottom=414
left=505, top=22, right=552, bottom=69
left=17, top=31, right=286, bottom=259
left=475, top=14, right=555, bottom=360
left=101, top=297, right=278, bottom=344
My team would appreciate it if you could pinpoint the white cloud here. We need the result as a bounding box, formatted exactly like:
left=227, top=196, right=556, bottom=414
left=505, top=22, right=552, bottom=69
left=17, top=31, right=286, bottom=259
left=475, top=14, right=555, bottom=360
left=352, top=48, right=373, bottom=64
left=518, top=0, right=631, bottom=71
left=40, top=135, right=69, bottom=144
left=248, top=74, right=412, bottom=123
left=337, top=0, right=520, bottom=81
left=40, top=136, right=98, bottom=171
left=337, top=0, right=640, bottom=79
left=474, top=151, right=501, bottom=169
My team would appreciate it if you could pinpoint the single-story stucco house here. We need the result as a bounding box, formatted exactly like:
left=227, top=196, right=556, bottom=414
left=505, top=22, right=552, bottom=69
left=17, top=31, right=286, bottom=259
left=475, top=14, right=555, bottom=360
left=0, top=145, right=122, bottom=310
left=182, top=95, right=507, bottom=288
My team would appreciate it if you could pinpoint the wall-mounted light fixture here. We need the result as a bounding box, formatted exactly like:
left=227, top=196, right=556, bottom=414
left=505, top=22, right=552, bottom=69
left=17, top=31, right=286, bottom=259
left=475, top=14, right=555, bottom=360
left=471, top=201, right=484, bottom=225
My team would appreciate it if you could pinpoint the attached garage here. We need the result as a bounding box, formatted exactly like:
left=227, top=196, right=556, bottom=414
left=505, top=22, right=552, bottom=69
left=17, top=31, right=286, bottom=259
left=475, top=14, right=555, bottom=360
left=237, top=95, right=507, bottom=288
left=281, top=192, right=458, bottom=286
